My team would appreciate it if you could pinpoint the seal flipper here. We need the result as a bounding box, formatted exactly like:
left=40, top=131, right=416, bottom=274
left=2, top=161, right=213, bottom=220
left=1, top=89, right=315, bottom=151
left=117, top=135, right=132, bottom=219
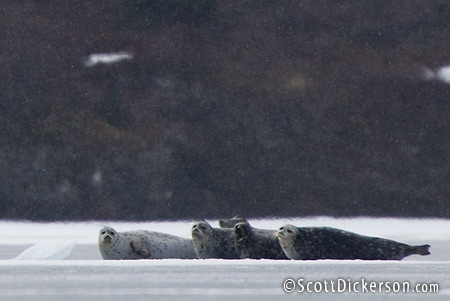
left=412, top=244, right=430, bottom=256
left=130, top=240, right=152, bottom=259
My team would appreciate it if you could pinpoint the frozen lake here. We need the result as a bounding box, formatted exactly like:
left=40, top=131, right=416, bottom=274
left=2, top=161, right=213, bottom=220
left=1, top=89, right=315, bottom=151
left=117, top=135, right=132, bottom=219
left=0, top=217, right=449, bottom=300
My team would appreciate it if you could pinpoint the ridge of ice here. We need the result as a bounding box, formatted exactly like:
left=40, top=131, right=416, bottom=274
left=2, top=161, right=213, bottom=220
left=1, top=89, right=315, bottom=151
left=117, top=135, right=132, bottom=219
left=12, top=240, right=76, bottom=260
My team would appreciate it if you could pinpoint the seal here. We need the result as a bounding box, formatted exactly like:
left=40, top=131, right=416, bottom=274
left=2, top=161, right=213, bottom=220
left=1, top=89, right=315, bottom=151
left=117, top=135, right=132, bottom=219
left=191, top=221, right=240, bottom=259
left=233, top=222, right=288, bottom=260
left=98, top=226, right=197, bottom=260
left=219, top=216, right=248, bottom=228
left=277, top=224, right=431, bottom=260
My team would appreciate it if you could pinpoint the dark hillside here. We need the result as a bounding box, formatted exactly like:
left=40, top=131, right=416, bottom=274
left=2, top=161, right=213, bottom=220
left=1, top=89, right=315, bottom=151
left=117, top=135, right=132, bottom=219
left=1, top=1, right=450, bottom=220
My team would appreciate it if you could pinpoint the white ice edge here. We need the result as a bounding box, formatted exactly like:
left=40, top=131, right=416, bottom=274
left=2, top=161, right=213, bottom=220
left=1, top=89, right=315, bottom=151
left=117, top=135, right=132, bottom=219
left=0, top=217, right=448, bottom=245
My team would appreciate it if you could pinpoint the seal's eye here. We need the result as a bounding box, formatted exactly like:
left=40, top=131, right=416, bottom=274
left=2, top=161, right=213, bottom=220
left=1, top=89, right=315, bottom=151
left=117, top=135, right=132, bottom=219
left=287, top=229, right=293, bottom=234
left=279, top=227, right=284, bottom=231
left=110, top=232, right=115, bottom=235
left=101, top=231, right=106, bottom=235
left=200, top=225, right=206, bottom=230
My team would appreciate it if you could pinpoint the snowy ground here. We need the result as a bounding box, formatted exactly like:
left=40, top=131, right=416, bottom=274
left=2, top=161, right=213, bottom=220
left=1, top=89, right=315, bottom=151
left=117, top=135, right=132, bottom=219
left=0, top=217, right=449, bottom=300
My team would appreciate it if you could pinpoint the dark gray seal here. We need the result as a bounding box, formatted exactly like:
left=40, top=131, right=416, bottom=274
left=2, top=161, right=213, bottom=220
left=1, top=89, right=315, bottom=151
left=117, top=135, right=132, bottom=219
left=219, top=216, right=248, bottom=228
left=98, top=226, right=197, bottom=260
left=191, top=221, right=240, bottom=259
left=233, top=222, right=288, bottom=260
left=277, top=224, right=431, bottom=260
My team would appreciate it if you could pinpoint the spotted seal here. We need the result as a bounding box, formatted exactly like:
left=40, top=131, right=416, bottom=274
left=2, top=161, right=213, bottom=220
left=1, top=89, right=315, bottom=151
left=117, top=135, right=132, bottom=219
left=191, top=221, right=240, bottom=259
left=98, top=226, right=197, bottom=260
left=233, top=222, right=288, bottom=259
left=277, top=224, right=431, bottom=260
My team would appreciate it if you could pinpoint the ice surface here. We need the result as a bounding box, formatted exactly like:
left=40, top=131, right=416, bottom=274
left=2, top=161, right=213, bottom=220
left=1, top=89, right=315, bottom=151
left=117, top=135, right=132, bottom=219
left=0, top=217, right=449, bottom=300
left=0, top=259, right=449, bottom=300
left=1, top=217, right=448, bottom=245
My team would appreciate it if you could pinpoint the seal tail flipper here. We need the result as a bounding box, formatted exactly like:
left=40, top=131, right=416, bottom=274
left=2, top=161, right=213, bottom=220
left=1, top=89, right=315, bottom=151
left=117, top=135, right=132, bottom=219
left=412, top=244, right=430, bottom=256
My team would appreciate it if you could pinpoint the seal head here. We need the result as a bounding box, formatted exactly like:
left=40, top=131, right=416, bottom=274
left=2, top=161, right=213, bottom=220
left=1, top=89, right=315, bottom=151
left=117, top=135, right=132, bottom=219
left=99, top=226, right=119, bottom=247
left=277, top=224, right=300, bottom=259
left=191, top=221, right=239, bottom=259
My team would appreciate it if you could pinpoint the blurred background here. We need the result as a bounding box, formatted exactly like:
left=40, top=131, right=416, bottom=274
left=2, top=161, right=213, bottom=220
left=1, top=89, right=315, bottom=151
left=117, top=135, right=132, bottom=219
left=1, top=1, right=450, bottom=221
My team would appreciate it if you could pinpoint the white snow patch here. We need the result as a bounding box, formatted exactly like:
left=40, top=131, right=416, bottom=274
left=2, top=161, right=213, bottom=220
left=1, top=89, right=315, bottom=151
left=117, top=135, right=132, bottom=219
left=82, top=52, right=133, bottom=67
left=436, top=66, right=450, bottom=83
left=423, top=65, right=450, bottom=84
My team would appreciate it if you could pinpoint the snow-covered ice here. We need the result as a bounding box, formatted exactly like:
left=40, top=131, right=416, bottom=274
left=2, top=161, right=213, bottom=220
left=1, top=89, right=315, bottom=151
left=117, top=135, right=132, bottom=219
left=0, top=217, right=449, bottom=300
left=1, top=217, right=448, bottom=245
left=13, top=240, right=76, bottom=260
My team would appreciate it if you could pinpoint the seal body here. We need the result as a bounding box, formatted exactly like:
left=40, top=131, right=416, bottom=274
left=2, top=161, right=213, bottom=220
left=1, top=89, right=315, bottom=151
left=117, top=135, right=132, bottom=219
left=191, top=221, right=240, bottom=259
left=233, top=222, right=288, bottom=260
left=219, top=216, right=248, bottom=228
left=277, top=224, right=431, bottom=260
left=98, top=226, right=197, bottom=260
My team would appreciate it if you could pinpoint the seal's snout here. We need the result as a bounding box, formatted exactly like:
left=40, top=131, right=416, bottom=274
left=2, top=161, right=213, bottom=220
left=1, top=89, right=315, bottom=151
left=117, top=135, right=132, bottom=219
left=234, top=225, right=246, bottom=241
left=103, top=234, right=112, bottom=241
left=192, top=223, right=207, bottom=236
left=234, top=224, right=245, bottom=236
left=278, top=227, right=286, bottom=237
left=191, top=225, right=200, bottom=236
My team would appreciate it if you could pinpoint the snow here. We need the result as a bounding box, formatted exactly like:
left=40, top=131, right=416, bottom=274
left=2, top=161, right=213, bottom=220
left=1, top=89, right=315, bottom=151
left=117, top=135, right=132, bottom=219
left=436, top=66, right=450, bottom=83
left=0, top=259, right=449, bottom=300
left=0, top=217, right=449, bottom=300
left=82, top=52, right=134, bottom=67
left=423, top=65, right=450, bottom=84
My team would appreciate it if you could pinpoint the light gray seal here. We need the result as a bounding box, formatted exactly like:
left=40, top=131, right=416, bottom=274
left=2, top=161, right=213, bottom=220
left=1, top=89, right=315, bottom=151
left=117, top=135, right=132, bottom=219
left=191, top=221, right=240, bottom=259
left=277, top=224, right=431, bottom=260
left=98, top=226, right=197, bottom=260
left=233, top=222, right=288, bottom=260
